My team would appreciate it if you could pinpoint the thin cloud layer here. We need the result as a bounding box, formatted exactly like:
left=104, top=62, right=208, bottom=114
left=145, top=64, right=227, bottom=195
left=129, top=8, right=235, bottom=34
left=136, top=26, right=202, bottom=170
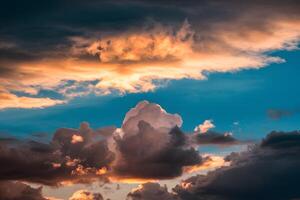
left=1, top=1, right=300, bottom=108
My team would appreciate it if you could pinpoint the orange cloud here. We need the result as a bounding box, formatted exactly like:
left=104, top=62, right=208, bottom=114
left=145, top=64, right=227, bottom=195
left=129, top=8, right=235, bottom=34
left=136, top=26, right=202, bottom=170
left=183, top=155, right=229, bottom=174
left=0, top=90, right=65, bottom=109
left=1, top=19, right=300, bottom=109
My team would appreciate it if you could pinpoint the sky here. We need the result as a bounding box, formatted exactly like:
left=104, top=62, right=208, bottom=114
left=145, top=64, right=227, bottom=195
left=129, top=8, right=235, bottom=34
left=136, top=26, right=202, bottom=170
left=0, top=1, right=300, bottom=200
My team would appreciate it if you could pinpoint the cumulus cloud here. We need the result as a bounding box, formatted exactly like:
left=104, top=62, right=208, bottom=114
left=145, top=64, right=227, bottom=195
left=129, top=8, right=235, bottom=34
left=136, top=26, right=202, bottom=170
left=122, top=100, right=182, bottom=135
left=110, top=101, right=201, bottom=181
left=0, top=122, right=114, bottom=186
left=69, top=190, right=103, bottom=200
left=126, top=183, right=177, bottom=200
left=0, top=101, right=237, bottom=186
left=0, top=181, right=46, bottom=200
left=173, top=131, right=300, bottom=200
left=1, top=1, right=300, bottom=108
left=194, top=120, right=215, bottom=133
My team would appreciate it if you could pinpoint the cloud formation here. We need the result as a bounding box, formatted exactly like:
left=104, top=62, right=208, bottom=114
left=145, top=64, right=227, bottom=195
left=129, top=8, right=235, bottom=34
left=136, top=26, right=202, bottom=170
left=69, top=190, right=103, bottom=200
left=194, top=120, right=215, bottom=133
left=0, top=122, right=114, bottom=186
left=0, top=101, right=231, bottom=186
left=173, top=131, right=300, bottom=200
left=126, top=183, right=177, bottom=200
left=0, top=181, right=46, bottom=200
left=1, top=1, right=300, bottom=108
left=110, top=101, right=201, bottom=180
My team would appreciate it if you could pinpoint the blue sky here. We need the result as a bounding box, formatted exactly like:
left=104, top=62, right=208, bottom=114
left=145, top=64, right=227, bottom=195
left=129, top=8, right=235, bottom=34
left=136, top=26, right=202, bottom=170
left=1, top=50, right=299, bottom=141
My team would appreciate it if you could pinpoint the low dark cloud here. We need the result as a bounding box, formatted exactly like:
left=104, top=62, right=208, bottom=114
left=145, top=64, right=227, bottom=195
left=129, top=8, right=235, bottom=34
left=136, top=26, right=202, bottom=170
left=126, top=182, right=177, bottom=200
left=113, top=123, right=202, bottom=179
left=0, top=181, right=46, bottom=200
left=0, top=101, right=230, bottom=186
left=0, top=122, right=114, bottom=186
left=173, top=131, right=300, bottom=200
left=193, top=131, right=239, bottom=146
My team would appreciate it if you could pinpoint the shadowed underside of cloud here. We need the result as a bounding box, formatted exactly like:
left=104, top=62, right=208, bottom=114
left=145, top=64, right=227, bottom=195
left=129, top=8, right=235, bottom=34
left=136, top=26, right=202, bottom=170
left=0, top=181, right=46, bottom=200
left=1, top=102, right=300, bottom=199
left=125, top=131, right=300, bottom=200
left=0, top=0, right=300, bottom=108
left=0, top=101, right=233, bottom=186
left=172, top=131, right=300, bottom=200
left=109, top=101, right=202, bottom=181
left=0, top=122, right=114, bottom=186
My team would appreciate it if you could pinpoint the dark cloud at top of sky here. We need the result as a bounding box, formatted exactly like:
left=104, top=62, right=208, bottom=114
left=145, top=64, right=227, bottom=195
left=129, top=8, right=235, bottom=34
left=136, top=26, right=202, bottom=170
left=1, top=0, right=300, bottom=64
left=173, top=131, right=300, bottom=200
left=0, top=0, right=300, bottom=109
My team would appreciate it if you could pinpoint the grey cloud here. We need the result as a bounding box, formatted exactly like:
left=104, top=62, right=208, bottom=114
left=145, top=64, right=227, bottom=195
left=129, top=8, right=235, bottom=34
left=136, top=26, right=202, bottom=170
left=193, top=131, right=240, bottom=146
left=174, top=131, right=300, bottom=200
left=0, top=122, right=114, bottom=186
left=126, top=182, right=178, bottom=200
left=0, top=181, right=46, bottom=200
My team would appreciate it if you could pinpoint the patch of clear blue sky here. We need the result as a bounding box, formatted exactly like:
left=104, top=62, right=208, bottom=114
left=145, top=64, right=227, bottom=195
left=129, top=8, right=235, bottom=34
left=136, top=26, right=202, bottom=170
left=0, top=50, right=299, bottom=140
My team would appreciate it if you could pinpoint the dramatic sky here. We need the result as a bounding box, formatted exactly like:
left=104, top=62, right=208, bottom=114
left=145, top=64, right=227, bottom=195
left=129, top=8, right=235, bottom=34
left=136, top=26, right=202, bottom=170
left=0, top=0, right=300, bottom=199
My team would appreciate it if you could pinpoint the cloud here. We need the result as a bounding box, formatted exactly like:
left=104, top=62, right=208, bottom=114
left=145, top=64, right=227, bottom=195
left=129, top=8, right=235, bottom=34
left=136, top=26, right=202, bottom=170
left=69, top=190, right=103, bottom=200
left=173, top=131, right=300, bottom=200
left=0, top=90, right=65, bottom=109
left=194, top=120, right=215, bottom=133
left=183, top=155, right=229, bottom=174
left=1, top=1, right=300, bottom=108
left=122, top=100, right=182, bottom=134
left=126, top=183, right=177, bottom=200
left=110, top=101, right=201, bottom=181
left=0, top=181, right=46, bottom=200
left=267, top=109, right=294, bottom=120
left=0, top=122, right=114, bottom=186
left=0, top=101, right=238, bottom=186
left=193, top=131, right=239, bottom=146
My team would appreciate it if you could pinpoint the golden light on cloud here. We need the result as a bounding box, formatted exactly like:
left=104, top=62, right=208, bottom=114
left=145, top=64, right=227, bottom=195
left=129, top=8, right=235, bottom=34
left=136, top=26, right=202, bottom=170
left=71, top=134, right=84, bottom=144
left=183, top=155, right=229, bottom=174
left=108, top=176, right=158, bottom=184
left=0, top=19, right=300, bottom=109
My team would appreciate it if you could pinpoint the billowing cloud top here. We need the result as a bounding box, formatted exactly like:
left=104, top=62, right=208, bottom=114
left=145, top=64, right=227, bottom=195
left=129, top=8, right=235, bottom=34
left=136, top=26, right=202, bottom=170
left=1, top=0, right=300, bottom=109
left=0, top=101, right=235, bottom=187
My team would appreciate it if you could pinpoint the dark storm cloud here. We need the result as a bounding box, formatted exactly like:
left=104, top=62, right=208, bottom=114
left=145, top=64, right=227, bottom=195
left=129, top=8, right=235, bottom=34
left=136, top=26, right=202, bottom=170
left=0, top=181, right=46, bottom=200
left=0, top=122, right=114, bottom=186
left=0, top=101, right=232, bottom=186
left=193, top=131, right=240, bottom=146
left=1, top=0, right=300, bottom=63
left=173, top=131, right=300, bottom=200
left=126, top=182, right=178, bottom=200
left=113, top=122, right=202, bottom=179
